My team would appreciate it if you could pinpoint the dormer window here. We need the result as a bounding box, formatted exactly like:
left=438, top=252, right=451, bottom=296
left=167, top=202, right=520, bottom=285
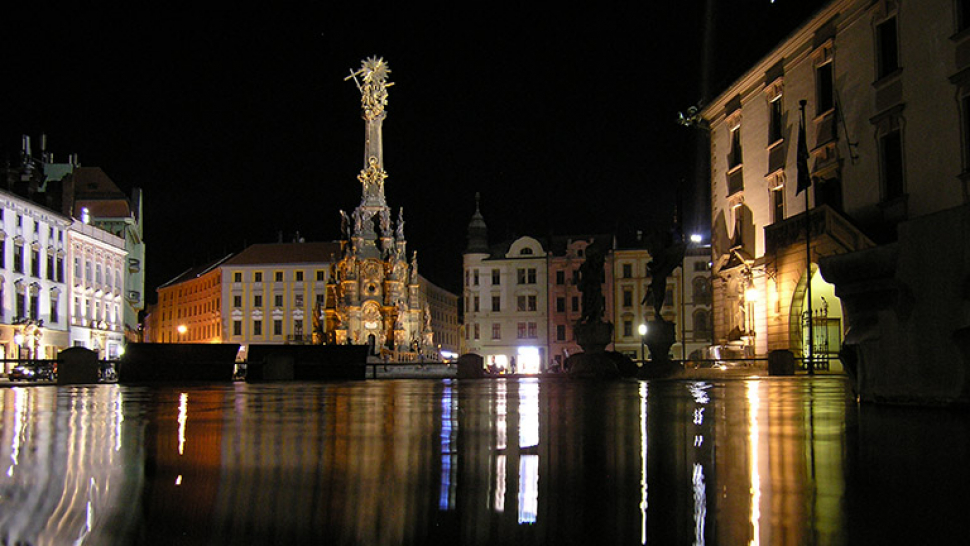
left=520, top=247, right=533, bottom=256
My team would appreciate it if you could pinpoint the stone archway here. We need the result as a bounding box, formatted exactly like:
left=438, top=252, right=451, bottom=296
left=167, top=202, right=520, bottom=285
left=788, top=264, right=843, bottom=370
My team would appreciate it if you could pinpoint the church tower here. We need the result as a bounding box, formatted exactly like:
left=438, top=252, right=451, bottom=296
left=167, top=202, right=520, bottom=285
left=325, top=57, right=433, bottom=359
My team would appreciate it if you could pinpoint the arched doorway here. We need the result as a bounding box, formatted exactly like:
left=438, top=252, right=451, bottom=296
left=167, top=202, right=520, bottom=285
left=788, top=264, right=843, bottom=372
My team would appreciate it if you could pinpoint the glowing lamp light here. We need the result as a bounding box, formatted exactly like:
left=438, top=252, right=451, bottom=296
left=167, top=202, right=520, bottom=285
left=638, top=323, right=647, bottom=336
left=690, top=233, right=703, bottom=244
left=745, top=288, right=759, bottom=302
left=177, top=324, right=187, bottom=335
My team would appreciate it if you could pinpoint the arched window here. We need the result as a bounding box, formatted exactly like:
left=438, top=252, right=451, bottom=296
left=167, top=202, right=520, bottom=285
left=692, top=277, right=711, bottom=304
left=693, top=309, right=711, bottom=341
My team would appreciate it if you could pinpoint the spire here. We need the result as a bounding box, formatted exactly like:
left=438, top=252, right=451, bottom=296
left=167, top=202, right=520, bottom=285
left=465, top=192, right=489, bottom=254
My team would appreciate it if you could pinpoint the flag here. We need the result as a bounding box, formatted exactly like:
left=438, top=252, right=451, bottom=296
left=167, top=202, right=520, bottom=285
left=796, top=112, right=811, bottom=195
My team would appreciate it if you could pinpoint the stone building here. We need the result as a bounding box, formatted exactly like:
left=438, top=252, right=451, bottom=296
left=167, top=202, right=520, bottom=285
left=701, top=0, right=968, bottom=366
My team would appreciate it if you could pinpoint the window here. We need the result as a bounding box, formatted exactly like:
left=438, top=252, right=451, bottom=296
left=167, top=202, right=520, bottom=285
left=876, top=17, right=899, bottom=79
left=572, top=269, right=580, bottom=285
left=623, top=320, right=633, bottom=337
left=275, top=271, right=283, bottom=282
left=517, top=295, right=527, bottom=312
left=30, top=250, right=38, bottom=277
left=50, top=298, right=58, bottom=323
left=295, top=294, right=304, bottom=307
left=0, top=240, right=4, bottom=268
left=622, top=263, right=632, bottom=279
left=556, top=297, right=565, bottom=313
left=694, top=309, right=712, bottom=340
left=556, top=270, right=565, bottom=285
left=491, top=295, right=501, bottom=312
left=47, top=254, right=54, bottom=280
left=474, top=323, right=480, bottom=340
left=295, top=271, right=304, bottom=282
left=473, top=296, right=480, bottom=313
left=316, top=270, right=326, bottom=281
left=623, top=289, right=633, bottom=308
left=254, top=295, right=263, bottom=307
left=492, top=269, right=500, bottom=285
left=233, top=295, right=242, bottom=307
left=516, top=268, right=536, bottom=284
left=528, top=295, right=537, bottom=311
left=233, top=320, right=242, bottom=336
left=492, top=323, right=501, bottom=340
left=517, top=322, right=527, bottom=339
left=254, top=272, right=263, bottom=282
left=274, top=294, right=283, bottom=307
left=771, top=186, right=785, bottom=223
left=769, top=97, right=783, bottom=144
left=693, top=277, right=712, bottom=304
left=816, top=61, right=834, bottom=114
left=56, top=256, right=63, bottom=282
left=571, top=296, right=579, bottom=312
left=880, top=129, right=905, bottom=200
left=14, top=244, right=23, bottom=273
left=729, top=126, right=743, bottom=169
left=253, top=320, right=262, bottom=336
left=556, top=324, right=566, bottom=341
left=520, top=247, right=534, bottom=256
left=528, top=322, right=537, bottom=338
left=17, top=293, right=26, bottom=318
left=273, top=319, right=283, bottom=336
left=960, top=0, right=970, bottom=31
left=473, top=270, right=479, bottom=286
left=294, top=319, right=303, bottom=335
left=234, top=272, right=242, bottom=282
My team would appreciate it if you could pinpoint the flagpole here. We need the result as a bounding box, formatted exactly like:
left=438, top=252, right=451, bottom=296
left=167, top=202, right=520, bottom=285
left=799, top=100, right=815, bottom=375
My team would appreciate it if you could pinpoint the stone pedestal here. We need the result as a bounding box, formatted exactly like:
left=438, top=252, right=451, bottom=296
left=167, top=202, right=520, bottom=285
left=568, top=321, right=620, bottom=379
left=819, top=203, right=970, bottom=405
left=638, top=319, right=682, bottom=379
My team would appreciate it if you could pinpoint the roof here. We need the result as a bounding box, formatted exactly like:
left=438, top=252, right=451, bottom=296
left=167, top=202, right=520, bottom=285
left=221, top=241, right=343, bottom=266
left=158, top=254, right=234, bottom=288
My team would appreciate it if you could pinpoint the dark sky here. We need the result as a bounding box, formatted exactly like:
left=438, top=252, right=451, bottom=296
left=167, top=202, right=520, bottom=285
left=1, top=1, right=827, bottom=297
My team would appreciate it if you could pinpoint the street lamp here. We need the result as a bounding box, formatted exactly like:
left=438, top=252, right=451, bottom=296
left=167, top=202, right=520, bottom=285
left=177, top=324, right=187, bottom=343
left=14, top=332, right=23, bottom=361
left=638, top=323, right=647, bottom=363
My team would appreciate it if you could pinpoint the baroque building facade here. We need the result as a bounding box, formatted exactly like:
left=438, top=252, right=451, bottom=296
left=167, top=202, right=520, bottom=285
left=67, top=218, right=127, bottom=359
left=323, top=58, right=433, bottom=359
left=701, top=0, right=968, bottom=366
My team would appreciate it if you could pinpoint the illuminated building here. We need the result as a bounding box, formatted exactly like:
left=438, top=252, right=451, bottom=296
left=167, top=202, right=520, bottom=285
left=0, top=188, right=71, bottom=369
left=67, top=218, right=127, bottom=358
left=547, top=235, right=613, bottom=369
left=70, top=167, right=146, bottom=342
left=701, top=0, right=967, bottom=364
left=323, top=58, right=438, bottom=360
left=419, top=275, right=461, bottom=358
left=220, top=241, right=340, bottom=356
left=152, top=254, right=230, bottom=344
left=462, top=197, right=550, bottom=373
left=611, top=234, right=711, bottom=362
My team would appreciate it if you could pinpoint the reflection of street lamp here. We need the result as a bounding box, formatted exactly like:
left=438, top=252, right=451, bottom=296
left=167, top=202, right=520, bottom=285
left=638, top=323, right=647, bottom=362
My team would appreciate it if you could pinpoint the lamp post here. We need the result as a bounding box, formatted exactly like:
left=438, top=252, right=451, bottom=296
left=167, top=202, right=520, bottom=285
left=177, top=324, right=187, bottom=343
left=14, top=332, right=24, bottom=362
left=638, top=323, right=647, bottom=363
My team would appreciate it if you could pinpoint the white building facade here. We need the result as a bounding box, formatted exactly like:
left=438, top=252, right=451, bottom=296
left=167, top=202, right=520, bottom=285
left=701, top=0, right=968, bottom=363
left=463, top=234, right=550, bottom=374
left=67, top=219, right=127, bottom=359
left=0, top=190, right=72, bottom=372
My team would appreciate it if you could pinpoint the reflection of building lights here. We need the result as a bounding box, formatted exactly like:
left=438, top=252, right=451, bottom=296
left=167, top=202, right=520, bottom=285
left=519, top=380, right=539, bottom=448
left=747, top=381, right=761, bottom=546
left=693, top=463, right=707, bottom=545
left=639, top=382, right=648, bottom=545
left=177, top=393, right=188, bottom=455
left=518, top=454, right=539, bottom=524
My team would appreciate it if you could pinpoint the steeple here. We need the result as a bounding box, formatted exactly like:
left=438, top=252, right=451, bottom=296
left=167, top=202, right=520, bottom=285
left=465, top=192, right=489, bottom=254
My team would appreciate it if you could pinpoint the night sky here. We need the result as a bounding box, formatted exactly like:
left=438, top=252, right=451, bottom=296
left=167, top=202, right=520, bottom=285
left=2, top=1, right=827, bottom=297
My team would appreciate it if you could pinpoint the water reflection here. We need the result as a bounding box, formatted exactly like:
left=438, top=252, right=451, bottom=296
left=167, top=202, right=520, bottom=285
left=0, top=377, right=967, bottom=544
